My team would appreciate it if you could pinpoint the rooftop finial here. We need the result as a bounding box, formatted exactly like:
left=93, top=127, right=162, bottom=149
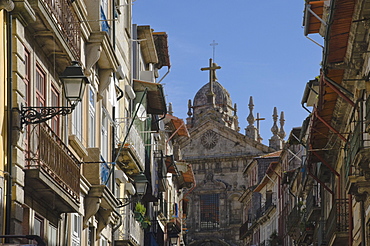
left=269, top=107, right=283, bottom=150
left=187, top=99, right=193, bottom=117
left=234, top=103, right=237, bottom=116
left=247, top=96, right=255, bottom=126
left=271, top=107, right=279, bottom=137
left=245, top=96, right=258, bottom=141
left=168, top=103, right=173, bottom=115
left=278, top=111, right=286, bottom=139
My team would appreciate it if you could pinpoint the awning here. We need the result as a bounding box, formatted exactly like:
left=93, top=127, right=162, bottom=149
left=166, top=114, right=190, bottom=137
left=304, top=1, right=325, bottom=36
left=137, top=25, right=158, bottom=64
left=153, top=32, right=171, bottom=69
left=134, top=79, right=167, bottom=115
left=254, top=162, right=279, bottom=192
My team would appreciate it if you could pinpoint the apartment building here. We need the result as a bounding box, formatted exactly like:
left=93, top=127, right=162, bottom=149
left=0, top=0, right=193, bottom=245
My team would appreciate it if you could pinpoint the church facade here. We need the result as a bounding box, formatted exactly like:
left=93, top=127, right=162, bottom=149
left=179, top=59, right=282, bottom=245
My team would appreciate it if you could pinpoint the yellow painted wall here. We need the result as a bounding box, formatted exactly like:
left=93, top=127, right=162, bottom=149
left=0, top=10, right=6, bottom=178
left=0, top=9, right=7, bottom=235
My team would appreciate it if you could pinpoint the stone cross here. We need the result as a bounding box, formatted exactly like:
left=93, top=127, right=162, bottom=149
left=201, top=58, right=221, bottom=85
left=201, top=58, right=221, bottom=105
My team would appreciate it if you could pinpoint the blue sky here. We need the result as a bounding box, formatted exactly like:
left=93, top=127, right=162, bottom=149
left=133, top=1, right=322, bottom=145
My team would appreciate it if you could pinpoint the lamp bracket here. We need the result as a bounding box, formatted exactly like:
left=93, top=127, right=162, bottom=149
left=117, top=196, right=140, bottom=208
left=20, top=104, right=75, bottom=126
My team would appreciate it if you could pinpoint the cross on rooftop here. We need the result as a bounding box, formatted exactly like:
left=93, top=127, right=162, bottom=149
left=201, top=58, right=221, bottom=84
left=210, top=40, right=218, bottom=61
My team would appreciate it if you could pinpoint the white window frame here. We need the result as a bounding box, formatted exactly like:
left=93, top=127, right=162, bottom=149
left=100, top=235, right=108, bottom=246
left=48, top=223, right=58, bottom=246
left=88, top=87, right=96, bottom=147
left=101, top=107, right=109, bottom=160
left=72, top=213, right=81, bottom=246
left=72, top=100, right=83, bottom=141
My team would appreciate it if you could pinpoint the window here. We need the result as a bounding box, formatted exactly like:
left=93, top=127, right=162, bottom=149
left=88, top=87, right=96, bottom=147
left=35, top=64, right=46, bottom=107
left=101, top=108, right=108, bottom=160
left=50, top=84, right=60, bottom=134
left=71, top=213, right=81, bottom=246
left=100, top=235, right=108, bottom=246
left=100, top=0, right=110, bottom=34
left=24, top=49, right=31, bottom=104
left=34, top=215, right=44, bottom=237
left=88, top=227, right=94, bottom=246
left=24, top=49, right=31, bottom=155
left=48, top=223, right=57, bottom=246
left=72, top=101, right=83, bottom=141
left=200, top=194, right=220, bottom=230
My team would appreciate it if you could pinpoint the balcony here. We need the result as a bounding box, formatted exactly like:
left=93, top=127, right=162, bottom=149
left=286, top=204, right=301, bottom=241
left=115, top=209, right=144, bottom=246
left=345, top=101, right=370, bottom=196
left=239, top=216, right=253, bottom=239
left=17, top=0, right=81, bottom=69
left=25, top=123, right=80, bottom=213
left=306, top=187, right=321, bottom=222
left=82, top=149, right=121, bottom=234
left=116, top=123, right=145, bottom=176
left=325, top=199, right=349, bottom=246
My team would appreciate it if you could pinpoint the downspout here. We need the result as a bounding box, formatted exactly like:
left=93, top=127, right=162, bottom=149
left=360, top=198, right=366, bottom=246
left=348, top=194, right=353, bottom=246
left=5, top=10, right=13, bottom=238
left=157, top=66, right=170, bottom=84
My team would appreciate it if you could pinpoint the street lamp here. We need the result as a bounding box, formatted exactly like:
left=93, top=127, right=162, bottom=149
left=133, top=172, right=148, bottom=196
left=117, top=172, right=148, bottom=207
left=19, top=61, right=89, bottom=126
left=60, top=61, right=90, bottom=106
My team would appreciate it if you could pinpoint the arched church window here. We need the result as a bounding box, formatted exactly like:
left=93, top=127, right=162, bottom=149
left=200, top=194, right=220, bottom=230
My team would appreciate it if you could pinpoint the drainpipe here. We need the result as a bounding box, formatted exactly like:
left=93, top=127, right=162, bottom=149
left=348, top=194, right=353, bottom=246
left=360, top=198, right=366, bottom=246
left=157, top=66, right=170, bottom=84
left=5, top=11, right=13, bottom=238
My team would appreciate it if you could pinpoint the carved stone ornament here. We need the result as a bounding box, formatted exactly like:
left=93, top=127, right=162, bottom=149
left=0, top=0, right=14, bottom=11
left=201, top=130, right=219, bottom=149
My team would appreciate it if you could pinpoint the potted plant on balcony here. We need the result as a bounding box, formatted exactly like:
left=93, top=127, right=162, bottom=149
left=141, top=216, right=151, bottom=229
left=268, top=230, right=283, bottom=246
left=134, top=202, right=146, bottom=222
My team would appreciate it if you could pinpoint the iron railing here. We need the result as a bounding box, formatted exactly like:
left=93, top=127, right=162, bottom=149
left=26, top=122, right=80, bottom=201
left=41, top=0, right=81, bottom=59
left=121, top=121, right=145, bottom=170
left=287, top=204, right=300, bottom=233
left=306, top=187, right=320, bottom=221
left=116, top=209, right=144, bottom=245
left=325, top=199, right=349, bottom=241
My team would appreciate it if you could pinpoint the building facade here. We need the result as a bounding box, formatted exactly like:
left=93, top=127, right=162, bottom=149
left=0, top=0, right=193, bottom=245
left=179, top=60, right=281, bottom=246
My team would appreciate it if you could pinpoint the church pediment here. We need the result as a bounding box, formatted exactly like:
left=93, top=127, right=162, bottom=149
left=196, top=173, right=229, bottom=191
left=179, top=119, right=272, bottom=160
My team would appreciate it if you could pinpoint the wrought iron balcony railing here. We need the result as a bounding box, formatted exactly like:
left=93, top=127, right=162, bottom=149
left=325, top=199, right=349, bottom=242
left=306, top=187, right=321, bottom=221
left=116, top=121, right=146, bottom=174
left=26, top=122, right=80, bottom=202
left=37, top=0, right=81, bottom=59
left=116, top=209, right=144, bottom=245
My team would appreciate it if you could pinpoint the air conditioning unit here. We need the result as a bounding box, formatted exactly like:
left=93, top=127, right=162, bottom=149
left=140, top=71, right=155, bottom=82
